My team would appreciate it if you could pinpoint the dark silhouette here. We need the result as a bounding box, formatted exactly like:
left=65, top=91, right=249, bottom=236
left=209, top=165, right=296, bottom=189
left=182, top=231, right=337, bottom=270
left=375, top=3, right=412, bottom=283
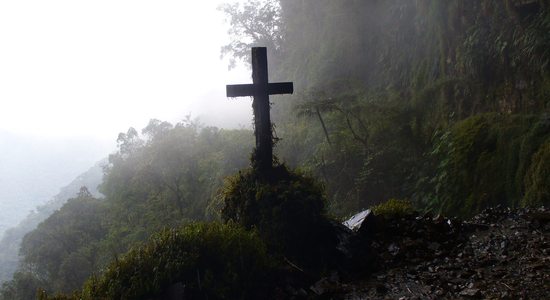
left=226, top=47, right=293, bottom=174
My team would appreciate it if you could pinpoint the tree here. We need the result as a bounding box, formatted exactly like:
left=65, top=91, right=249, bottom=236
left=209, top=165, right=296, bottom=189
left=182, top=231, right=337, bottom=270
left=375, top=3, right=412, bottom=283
left=115, top=127, right=143, bottom=158
left=219, top=0, right=284, bottom=69
left=77, top=186, right=92, bottom=199
left=18, top=194, right=106, bottom=294
left=0, top=271, right=44, bottom=300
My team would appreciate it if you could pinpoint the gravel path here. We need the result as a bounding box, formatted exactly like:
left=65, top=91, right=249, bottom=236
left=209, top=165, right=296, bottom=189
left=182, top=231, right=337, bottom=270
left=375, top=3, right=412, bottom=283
left=304, top=207, right=549, bottom=299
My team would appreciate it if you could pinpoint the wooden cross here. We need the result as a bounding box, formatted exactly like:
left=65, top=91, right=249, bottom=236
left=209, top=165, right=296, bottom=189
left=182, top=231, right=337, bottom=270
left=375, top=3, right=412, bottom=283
left=226, top=47, right=293, bottom=173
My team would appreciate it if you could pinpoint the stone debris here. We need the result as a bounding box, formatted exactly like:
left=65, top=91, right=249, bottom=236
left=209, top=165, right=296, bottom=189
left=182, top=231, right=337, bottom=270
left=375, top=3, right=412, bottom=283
left=340, top=206, right=550, bottom=299
left=276, top=206, right=549, bottom=299
left=309, top=272, right=340, bottom=295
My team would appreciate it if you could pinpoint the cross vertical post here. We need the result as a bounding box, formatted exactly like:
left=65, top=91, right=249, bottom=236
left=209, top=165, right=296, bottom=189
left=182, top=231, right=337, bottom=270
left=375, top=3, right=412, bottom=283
left=252, top=47, right=272, bottom=173
left=226, top=47, right=293, bottom=174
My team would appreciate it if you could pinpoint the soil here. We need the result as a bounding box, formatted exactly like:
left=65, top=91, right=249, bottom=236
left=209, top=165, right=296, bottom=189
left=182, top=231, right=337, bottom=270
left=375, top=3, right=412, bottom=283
left=288, top=206, right=550, bottom=299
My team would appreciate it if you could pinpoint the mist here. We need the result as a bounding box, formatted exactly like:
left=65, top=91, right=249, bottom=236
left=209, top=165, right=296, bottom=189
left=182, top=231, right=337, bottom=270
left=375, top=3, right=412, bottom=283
left=0, top=0, right=253, bottom=232
left=1, top=0, right=548, bottom=298
left=0, top=132, right=112, bottom=237
left=0, top=1, right=253, bottom=285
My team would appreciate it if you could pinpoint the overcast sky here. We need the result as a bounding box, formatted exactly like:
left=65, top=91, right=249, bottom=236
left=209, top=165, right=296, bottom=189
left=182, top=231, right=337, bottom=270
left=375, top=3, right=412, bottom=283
left=0, top=0, right=251, bottom=142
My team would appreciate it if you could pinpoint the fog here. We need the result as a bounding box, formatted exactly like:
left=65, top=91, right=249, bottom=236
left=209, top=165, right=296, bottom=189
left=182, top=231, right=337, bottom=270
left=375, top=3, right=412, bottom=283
left=0, top=0, right=251, bottom=236
left=0, top=132, right=111, bottom=236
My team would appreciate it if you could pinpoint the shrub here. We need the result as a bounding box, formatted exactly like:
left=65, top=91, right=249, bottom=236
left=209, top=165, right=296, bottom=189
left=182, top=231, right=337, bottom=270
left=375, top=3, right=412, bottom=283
left=371, top=199, right=414, bottom=217
left=422, top=113, right=550, bottom=216
left=523, top=142, right=550, bottom=206
left=220, top=165, right=337, bottom=269
left=74, top=222, right=271, bottom=300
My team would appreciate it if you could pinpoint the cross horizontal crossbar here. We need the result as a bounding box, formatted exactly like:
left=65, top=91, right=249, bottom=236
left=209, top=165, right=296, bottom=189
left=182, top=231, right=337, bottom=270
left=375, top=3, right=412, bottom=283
left=226, top=82, right=294, bottom=98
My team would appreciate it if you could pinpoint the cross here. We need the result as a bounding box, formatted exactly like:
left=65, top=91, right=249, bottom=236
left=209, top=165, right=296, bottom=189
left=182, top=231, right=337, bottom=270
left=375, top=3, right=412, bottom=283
left=226, top=47, right=293, bottom=173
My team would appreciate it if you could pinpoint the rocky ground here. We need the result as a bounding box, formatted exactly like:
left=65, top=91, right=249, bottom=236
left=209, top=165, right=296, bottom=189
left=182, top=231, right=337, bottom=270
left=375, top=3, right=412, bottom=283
left=295, top=206, right=549, bottom=299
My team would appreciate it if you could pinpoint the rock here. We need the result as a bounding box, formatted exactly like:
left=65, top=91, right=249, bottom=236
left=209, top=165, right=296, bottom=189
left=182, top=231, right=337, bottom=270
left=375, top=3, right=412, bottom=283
left=428, top=242, right=441, bottom=251
left=309, top=274, right=340, bottom=296
left=459, top=288, right=481, bottom=297
left=343, top=209, right=372, bottom=231
left=333, top=206, right=549, bottom=299
left=388, top=243, right=400, bottom=256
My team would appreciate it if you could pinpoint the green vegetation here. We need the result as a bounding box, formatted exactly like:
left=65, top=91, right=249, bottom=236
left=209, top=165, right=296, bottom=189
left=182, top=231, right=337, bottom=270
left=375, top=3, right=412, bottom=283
left=1, top=271, right=44, bottom=300
left=371, top=199, right=414, bottom=218
left=221, top=165, right=336, bottom=269
left=0, top=160, right=105, bottom=285
left=37, top=223, right=270, bottom=300
left=1, top=120, right=254, bottom=299
left=523, top=141, right=550, bottom=206
left=19, top=187, right=106, bottom=294
left=421, top=114, right=550, bottom=216
left=223, top=0, right=550, bottom=216
left=81, top=223, right=270, bottom=300
left=2, top=0, right=550, bottom=298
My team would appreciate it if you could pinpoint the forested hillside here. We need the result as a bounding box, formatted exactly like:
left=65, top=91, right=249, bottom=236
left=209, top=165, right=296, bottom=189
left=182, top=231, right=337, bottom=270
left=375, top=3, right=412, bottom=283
left=224, top=0, right=550, bottom=216
left=0, top=133, right=111, bottom=238
left=0, top=161, right=104, bottom=285
left=1, top=0, right=549, bottom=299
left=1, top=120, right=253, bottom=298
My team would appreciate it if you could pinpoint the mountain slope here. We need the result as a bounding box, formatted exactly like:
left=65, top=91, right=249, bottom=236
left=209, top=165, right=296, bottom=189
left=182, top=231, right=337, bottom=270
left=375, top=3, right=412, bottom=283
left=0, top=160, right=104, bottom=284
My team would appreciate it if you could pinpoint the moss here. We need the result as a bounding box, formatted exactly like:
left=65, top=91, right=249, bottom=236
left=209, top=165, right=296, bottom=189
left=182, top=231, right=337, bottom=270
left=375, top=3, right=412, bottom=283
left=427, top=113, right=550, bottom=217
left=52, top=223, right=273, bottom=300
left=371, top=199, right=414, bottom=217
left=539, top=76, right=550, bottom=109
left=220, top=165, right=337, bottom=270
left=523, top=142, right=550, bottom=206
